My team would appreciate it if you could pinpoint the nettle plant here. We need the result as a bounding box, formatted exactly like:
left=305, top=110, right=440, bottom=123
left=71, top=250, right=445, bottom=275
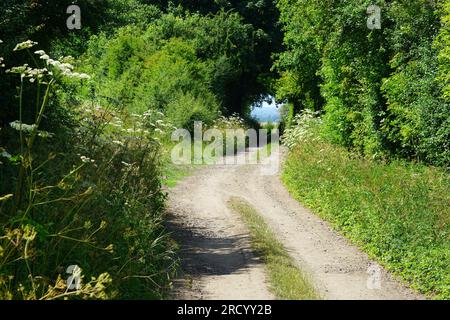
left=0, top=40, right=112, bottom=299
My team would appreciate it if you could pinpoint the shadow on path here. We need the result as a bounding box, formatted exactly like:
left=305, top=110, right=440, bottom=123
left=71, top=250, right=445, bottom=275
left=166, top=216, right=263, bottom=278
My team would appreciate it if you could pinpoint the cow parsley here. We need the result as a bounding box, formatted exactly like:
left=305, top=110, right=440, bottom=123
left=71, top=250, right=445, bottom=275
left=13, top=40, right=38, bottom=51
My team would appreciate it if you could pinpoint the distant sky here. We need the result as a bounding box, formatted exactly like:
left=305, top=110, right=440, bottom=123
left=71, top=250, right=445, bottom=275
left=251, top=96, right=281, bottom=122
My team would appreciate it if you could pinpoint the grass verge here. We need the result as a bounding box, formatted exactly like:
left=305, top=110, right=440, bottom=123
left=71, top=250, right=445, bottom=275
left=162, top=162, right=193, bottom=188
left=282, top=139, right=449, bottom=299
left=228, top=197, right=320, bottom=300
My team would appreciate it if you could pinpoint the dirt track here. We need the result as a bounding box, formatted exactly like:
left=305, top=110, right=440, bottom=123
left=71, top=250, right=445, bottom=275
left=167, top=148, right=422, bottom=300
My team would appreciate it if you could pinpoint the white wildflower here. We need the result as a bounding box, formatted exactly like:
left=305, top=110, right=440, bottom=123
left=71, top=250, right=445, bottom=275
left=49, top=60, right=63, bottom=69
left=61, top=63, right=74, bottom=70
left=37, top=130, right=54, bottom=138
left=13, top=40, right=38, bottom=51
left=281, top=109, right=322, bottom=149
left=10, top=121, right=37, bottom=132
left=7, top=65, right=49, bottom=81
left=76, top=73, right=91, bottom=80
left=43, top=56, right=90, bottom=80
left=34, top=50, right=46, bottom=56
left=6, top=64, right=29, bottom=76
left=26, top=68, right=47, bottom=79
left=61, top=56, right=74, bottom=63
left=80, top=156, right=95, bottom=163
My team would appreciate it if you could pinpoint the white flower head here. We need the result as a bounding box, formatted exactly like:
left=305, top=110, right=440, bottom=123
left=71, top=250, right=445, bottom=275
left=10, top=120, right=37, bottom=132
left=62, top=63, right=74, bottom=70
left=6, top=64, right=30, bottom=77
left=80, top=156, right=95, bottom=163
left=8, top=65, right=49, bottom=81
left=76, top=73, right=91, bottom=80
left=13, top=40, right=38, bottom=51
left=44, top=56, right=90, bottom=80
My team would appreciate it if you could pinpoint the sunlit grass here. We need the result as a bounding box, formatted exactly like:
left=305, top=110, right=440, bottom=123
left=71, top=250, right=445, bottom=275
left=282, top=138, right=450, bottom=299
left=228, top=197, right=320, bottom=300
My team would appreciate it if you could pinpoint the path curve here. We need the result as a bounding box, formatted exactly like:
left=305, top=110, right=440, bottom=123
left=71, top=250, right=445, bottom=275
left=167, top=149, right=423, bottom=300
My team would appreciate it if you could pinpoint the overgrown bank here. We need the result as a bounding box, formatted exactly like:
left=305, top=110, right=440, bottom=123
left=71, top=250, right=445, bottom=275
left=281, top=113, right=450, bottom=299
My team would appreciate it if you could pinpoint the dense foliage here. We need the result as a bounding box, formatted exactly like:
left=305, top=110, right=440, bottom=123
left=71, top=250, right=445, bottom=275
left=0, top=1, right=280, bottom=125
left=82, top=9, right=264, bottom=124
left=276, top=0, right=450, bottom=166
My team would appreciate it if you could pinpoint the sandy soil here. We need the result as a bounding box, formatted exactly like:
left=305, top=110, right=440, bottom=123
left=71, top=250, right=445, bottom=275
left=166, top=148, right=423, bottom=300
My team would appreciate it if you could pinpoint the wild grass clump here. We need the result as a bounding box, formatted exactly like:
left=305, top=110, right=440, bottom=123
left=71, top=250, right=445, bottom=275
left=0, top=42, right=177, bottom=299
left=282, top=113, right=449, bottom=299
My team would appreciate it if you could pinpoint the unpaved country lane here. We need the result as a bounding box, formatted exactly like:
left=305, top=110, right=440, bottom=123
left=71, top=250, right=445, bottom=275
left=167, top=164, right=274, bottom=300
left=167, top=149, right=423, bottom=300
